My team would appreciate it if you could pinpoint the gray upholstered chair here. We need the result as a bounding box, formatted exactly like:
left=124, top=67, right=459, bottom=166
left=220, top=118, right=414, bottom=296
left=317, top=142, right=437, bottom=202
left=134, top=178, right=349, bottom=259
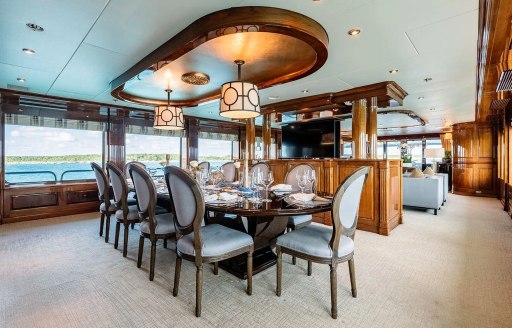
left=249, top=162, right=270, bottom=178
left=165, top=166, right=254, bottom=317
left=91, top=162, right=117, bottom=243
left=220, top=162, right=237, bottom=182
left=198, top=161, right=210, bottom=173
left=275, top=166, right=370, bottom=319
left=283, top=163, right=317, bottom=264
left=128, top=163, right=176, bottom=281
left=107, top=163, right=141, bottom=257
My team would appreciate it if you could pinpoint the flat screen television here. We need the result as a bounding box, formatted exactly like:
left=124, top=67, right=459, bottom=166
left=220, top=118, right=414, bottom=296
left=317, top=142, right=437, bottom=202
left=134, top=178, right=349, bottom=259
left=281, top=120, right=340, bottom=159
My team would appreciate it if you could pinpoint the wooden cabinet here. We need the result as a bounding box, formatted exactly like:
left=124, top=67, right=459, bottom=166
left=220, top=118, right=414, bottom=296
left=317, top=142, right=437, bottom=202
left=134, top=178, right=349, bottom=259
left=452, top=122, right=497, bottom=196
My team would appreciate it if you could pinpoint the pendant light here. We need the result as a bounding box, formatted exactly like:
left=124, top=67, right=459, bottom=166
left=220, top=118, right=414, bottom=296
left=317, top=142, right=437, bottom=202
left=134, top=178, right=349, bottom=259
left=154, top=88, right=184, bottom=130
left=219, top=60, right=261, bottom=119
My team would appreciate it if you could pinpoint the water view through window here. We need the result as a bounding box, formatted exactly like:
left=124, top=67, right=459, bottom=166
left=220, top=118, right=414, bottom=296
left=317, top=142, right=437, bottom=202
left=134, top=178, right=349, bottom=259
left=5, top=125, right=102, bottom=184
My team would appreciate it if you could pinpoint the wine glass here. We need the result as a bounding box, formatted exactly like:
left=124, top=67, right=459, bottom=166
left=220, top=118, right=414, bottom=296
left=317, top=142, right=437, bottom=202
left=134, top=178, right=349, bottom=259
left=200, top=170, right=209, bottom=190
left=249, top=171, right=261, bottom=203
left=308, top=170, right=316, bottom=193
left=262, top=171, right=274, bottom=202
left=297, top=172, right=307, bottom=194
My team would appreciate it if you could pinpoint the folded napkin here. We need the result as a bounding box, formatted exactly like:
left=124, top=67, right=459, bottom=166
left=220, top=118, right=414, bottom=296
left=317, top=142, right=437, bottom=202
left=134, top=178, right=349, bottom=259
left=204, top=194, right=219, bottom=202
left=271, top=184, right=292, bottom=191
left=290, top=193, right=315, bottom=202
left=218, top=192, right=238, bottom=201
left=205, top=185, right=219, bottom=190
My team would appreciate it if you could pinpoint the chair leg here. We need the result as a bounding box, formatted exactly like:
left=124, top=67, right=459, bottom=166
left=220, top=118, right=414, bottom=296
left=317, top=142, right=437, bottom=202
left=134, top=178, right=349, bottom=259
left=163, top=239, right=168, bottom=249
left=247, top=251, right=253, bottom=296
left=330, top=264, right=338, bottom=319
left=348, top=258, right=357, bottom=297
left=307, top=261, right=312, bottom=276
left=114, top=222, right=120, bottom=249
left=137, top=236, right=144, bottom=268
left=173, top=256, right=182, bottom=297
left=195, top=265, right=203, bottom=317
left=123, top=224, right=129, bottom=257
left=291, top=227, right=296, bottom=265
left=149, top=240, right=157, bottom=281
left=105, top=214, right=111, bottom=243
left=99, top=213, right=105, bottom=237
left=276, top=247, right=282, bottom=296
left=131, top=222, right=135, bottom=229
left=213, top=262, right=219, bottom=275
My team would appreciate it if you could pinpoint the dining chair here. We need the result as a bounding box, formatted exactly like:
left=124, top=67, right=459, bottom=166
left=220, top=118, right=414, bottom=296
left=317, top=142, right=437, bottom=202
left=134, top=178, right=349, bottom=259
left=165, top=166, right=254, bottom=317
left=275, top=166, right=370, bottom=319
left=283, top=163, right=317, bottom=264
left=249, top=161, right=270, bottom=178
left=220, top=162, right=236, bottom=182
left=198, top=161, right=210, bottom=173
left=91, top=162, right=117, bottom=243
left=107, top=163, right=141, bottom=257
left=128, top=163, right=176, bottom=281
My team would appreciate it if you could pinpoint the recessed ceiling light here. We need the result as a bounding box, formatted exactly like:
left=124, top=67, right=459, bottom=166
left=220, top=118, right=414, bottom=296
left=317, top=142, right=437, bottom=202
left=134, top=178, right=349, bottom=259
left=17, top=77, right=26, bottom=82
left=347, top=28, right=361, bottom=36
left=208, top=111, right=213, bottom=114
left=22, top=48, right=35, bottom=55
left=389, top=69, right=399, bottom=74
left=268, top=96, right=280, bottom=100
left=429, top=108, right=435, bottom=111
left=312, top=0, right=321, bottom=2
left=418, top=96, right=424, bottom=100
left=302, top=89, right=309, bottom=93
left=26, top=23, right=44, bottom=32
left=424, top=77, right=432, bottom=82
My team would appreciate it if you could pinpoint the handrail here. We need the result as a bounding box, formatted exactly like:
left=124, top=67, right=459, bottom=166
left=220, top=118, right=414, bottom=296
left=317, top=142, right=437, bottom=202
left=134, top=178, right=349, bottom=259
left=60, top=169, right=94, bottom=182
left=5, top=171, right=58, bottom=183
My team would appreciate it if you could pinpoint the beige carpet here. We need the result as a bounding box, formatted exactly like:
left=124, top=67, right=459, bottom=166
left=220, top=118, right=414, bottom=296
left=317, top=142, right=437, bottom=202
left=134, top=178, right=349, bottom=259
left=1, top=194, right=512, bottom=328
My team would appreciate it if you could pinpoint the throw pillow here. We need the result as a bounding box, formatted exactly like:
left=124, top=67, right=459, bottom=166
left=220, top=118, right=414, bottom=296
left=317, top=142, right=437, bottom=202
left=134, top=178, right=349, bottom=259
left=423, top=167, right=435, bottom=176
left=409, top=168, right=425, bottom=178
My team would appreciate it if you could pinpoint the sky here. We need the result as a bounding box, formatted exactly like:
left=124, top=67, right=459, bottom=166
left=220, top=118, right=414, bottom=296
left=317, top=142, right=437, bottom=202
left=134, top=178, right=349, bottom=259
left=5, top=125, right=233, bottom=157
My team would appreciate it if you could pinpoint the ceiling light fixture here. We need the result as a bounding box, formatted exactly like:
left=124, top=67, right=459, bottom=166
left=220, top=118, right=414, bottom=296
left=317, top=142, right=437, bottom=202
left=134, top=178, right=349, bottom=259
left=219, top=60, right=261, bottom=119
left=26, top=23, right=44, bottom=32
left=424, top=77, right=432, bottom=82
left=302, top=89, right=309, bottom=93
left=22, top=48, right=35, bottom=55
left=347, top=28, right=361, bottom=36
left=154, top=88, right=184, bottom=130
left=418, top=96, right=424, bottom=100
left=268, top=96, right=280, bottom=100
left=389, top=69, right=399, bottom=74
left=17, top=78, right=26, bottom=82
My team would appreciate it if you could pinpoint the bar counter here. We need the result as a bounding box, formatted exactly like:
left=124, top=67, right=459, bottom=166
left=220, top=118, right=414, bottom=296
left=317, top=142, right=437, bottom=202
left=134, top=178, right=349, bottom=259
left=249, top=159, right=403, bottom=236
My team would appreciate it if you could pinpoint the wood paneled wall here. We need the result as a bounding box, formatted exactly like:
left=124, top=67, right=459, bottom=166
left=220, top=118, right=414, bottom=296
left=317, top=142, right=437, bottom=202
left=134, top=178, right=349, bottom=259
left=452, top=122, right=497, bottom=196
left=257, top=159, right=403, bottom=236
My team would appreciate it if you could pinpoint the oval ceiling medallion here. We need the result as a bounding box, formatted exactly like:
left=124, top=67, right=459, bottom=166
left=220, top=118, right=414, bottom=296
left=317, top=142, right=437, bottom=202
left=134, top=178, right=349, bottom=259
left=111, top=6, right=329, bottom=107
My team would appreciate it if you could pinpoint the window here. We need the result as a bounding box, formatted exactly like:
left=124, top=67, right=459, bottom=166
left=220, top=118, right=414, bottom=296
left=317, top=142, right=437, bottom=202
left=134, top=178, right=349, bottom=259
left=5, top=115, right=103, bottom=184
left=342, top=142, right=352, bottom=158
left=386, top=141, right=401, bottom=159
left=198, top=138, right=233, bottom=170
left=377, top=141, right=385, bottom=159
left=125, top=133, right=181, bottom=177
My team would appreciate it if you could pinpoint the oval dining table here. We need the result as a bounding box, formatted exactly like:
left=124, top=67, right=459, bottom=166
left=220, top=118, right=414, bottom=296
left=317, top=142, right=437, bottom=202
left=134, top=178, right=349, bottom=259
left=201, top=193, right=332, bottom=279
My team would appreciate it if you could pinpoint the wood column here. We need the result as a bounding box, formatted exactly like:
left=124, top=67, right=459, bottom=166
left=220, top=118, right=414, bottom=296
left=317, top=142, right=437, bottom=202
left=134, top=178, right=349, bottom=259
left=187, top=118, right=199, bottom=161
left=367, top=97, right=378, bottom=159
left=352, top=99, right=367, bottom=159
left=262, top=114, right=271, bottom=159
left=107, top=110, right=125, bottom=170
left=246, top=118, right=256, bottom=160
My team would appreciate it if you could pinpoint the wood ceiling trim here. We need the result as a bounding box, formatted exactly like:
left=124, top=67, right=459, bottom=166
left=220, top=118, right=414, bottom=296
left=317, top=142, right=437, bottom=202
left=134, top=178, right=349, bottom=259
left=110, top=6, right=329, bottom=107
left=261, top=81, right=408, bottom=115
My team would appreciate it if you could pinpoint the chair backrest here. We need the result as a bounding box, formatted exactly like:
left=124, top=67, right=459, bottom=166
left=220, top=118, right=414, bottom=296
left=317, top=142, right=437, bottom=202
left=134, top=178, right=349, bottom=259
left=249, top=162, right=270, bottom=178
left=165, top=166, right=204, bottom=251
left=198, top=161, right=210, bottom=173
left=330, top=166, right=370, bottom=253
left=128, top=163, right=158, bottom=234
left=284, top=163, right=317, bottom=192
left=91, top=162, right=109, bottom=204
left=220, top=162, right=236, bottom=182
left=124, top=161, right=146, bottom=175
left=106, top=162, right=128, bottom=212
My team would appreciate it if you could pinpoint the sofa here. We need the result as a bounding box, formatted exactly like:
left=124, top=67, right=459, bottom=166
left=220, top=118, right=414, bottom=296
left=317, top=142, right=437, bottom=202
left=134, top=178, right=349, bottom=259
left=402, top=175, right=443, bottom=215
left=435, top=173, right=448, bottom=205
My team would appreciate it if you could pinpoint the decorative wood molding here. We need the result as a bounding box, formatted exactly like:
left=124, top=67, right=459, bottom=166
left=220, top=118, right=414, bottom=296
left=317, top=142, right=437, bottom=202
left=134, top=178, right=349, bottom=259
left=110, top=6, right=329, bottom=107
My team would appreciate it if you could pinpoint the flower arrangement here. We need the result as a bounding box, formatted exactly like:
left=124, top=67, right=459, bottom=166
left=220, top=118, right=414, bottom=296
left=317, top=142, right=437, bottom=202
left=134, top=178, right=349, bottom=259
left=234, top=161, right=241, bottom=169
left=189, top=160, right=202, bottom=172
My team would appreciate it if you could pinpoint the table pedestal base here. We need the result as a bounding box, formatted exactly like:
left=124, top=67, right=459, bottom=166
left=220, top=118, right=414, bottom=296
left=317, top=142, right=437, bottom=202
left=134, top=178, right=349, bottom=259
left=219, top=246, right=276, bottom=279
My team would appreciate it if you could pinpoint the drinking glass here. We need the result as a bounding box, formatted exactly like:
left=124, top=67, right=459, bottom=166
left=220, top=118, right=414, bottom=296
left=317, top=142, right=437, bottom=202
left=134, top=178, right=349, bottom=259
left=308, top=170, right=316, bottom=193
left=200, top=170, right=209, bottom=190
left=262, top=171, right=274, bottom=202
left=297, top=171, right=307, bottom=193
left=249, top=171, right=261, bottom=203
